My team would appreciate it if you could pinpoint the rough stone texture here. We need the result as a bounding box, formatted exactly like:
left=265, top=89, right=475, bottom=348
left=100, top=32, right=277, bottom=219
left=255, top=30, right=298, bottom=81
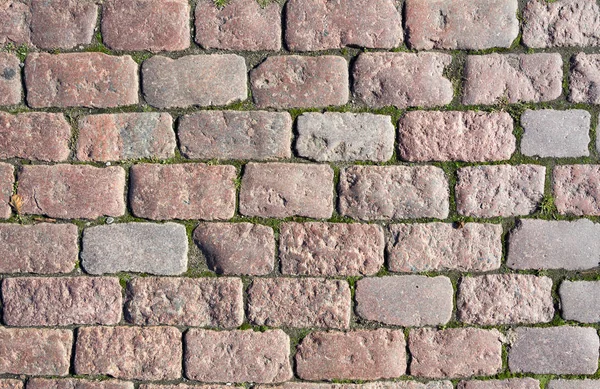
left=462, top=53, right=563, bottom=105
left=548, top=380, right=600, bottom=389
left=248, top=278, right=351, bottom=329
left=30, top=0, right=97, bottom=49
left=194, top=223, right=275, bottom=276
left=178, top=111, right=292, bottom=160
left=279, top=222, right=384, bottom=276
left=457, top=274, right=554, bottom=325
left=239, top=163, right=334, bottom=219
left=81, top=223, right=188, bottom=275
left=285, top=0, right=403, bottom=51
left=27, top=379, right=134, bottom=389
left=523, top=0, right=600, bottom=48
left=2, top=277, right=122, bottom=326
left=0, top=112, right=71, bottom=161
left=142, top=55, right=247, bottom=109
left=398, top=111, right=516, bottom=162
left=25, top=53, right=138, bottom=108
left=0, top=163, right=12, bottom=219
left=409, top=328, right=504, bottom=378
left=185, top=329, right=293, bottom=383
left=521, top=109, right=591, bottom=158
left=140, top=386, right=230, bottom=389
left=296, top=329, right=406, bottom=381
left=458, top=379, right=541, bottom=389
left=570, top=53, right=600, bottom=104
left=0, top=53, right=20, bottom=105
left=507, top=219, right=600, bottom=270
left=17, top=165, right=126, bottom=219
left=264, top=383, right=453, bottom=389
left=355, top=276, right=453, bottom=327
left=76, top=113, right=176, bottom=162
left=554, top=164, right=600, bottom=215
left=102, top=0, right=190, bottom=52
left=195, top=0, right=281, bottom=51
left=250, top=56, right=349, bottom=109
left=0, top=223, right=78, bottom=274
left=0, top=380, right=21, bottom=389
left=405, top=0, right=519, bottom=50
left=296, top=112, right=395, bottom=162
left=0, top=0, right=31, bottom=45
left=508, top=326, right=599, bottom=374
left=75, top=326, right=182, bottom=380
left=125, top=277, right=243, bottom=327
left=559, top=280, right=600, bottom=323
left=456, top=165, right=546, bottom=217
left=339, top=165, right=449, bottom=220
left=353, top=52, right=453, bottom=108
left=129, top=164, right=236, bottom=220
left=0, top=328, right=72, bottom=375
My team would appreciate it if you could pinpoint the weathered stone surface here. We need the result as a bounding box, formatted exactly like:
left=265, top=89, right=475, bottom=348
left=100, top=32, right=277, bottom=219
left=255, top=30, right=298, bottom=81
left=463, top=53, right=563, bottom=105
left=279, top=222, right=384, bottom=276
left=125, top=277, right=243, bottom=327
left=18, top=165, right=126, bottom=219
left=457, top=274, right=554, bottom=325
left=339, top=165, right=449, bottom=220
left=129, top=163, right=236, bottom=220
left=548, top=380, right=600, bottom=389
left=353, top=52, right=453, bottom=108
left=0, top=0, right=31, bottom=45
left=398, top=111, right=515, bottom=162
left=263, top=383, right=453, bottom=389
left=2, top=277, right=122, bottom=326
left=554, top=165, right=600, bottom=215
left=102, top=0, right=190, bottom=52
left=0, top=380, right=21, bottom=389
left=409, top=328, right=504, bottom=378
left=81, top=223, right=188, bottom=275
left=142, top=55, right=247, bottom=108
left=296, top=112, right=395, bottom=162
left=456, top=165, right=546, bottom=217
left=178, top=111, right=292, bottom=160
left=250, top=56, right=349, bottom=109
left=508, top=326, right=599, bottom=374
left=296, top=329, right=406, bottom=381
left=356, top=276, right=453, bottom=326
left=195, top=0, right=281, bottom=51
left=75, top=326, right=182, bottom=380
left=0, top=53, right=20, bottom=105
left=27, top=379, right=133, bottom=389
left=523, top=0, right=600, bottom=48
left=521, top=109, right=591, bottom=158
left=0, top=328, right=72, bottom=375
left=194, top=223, right=274, bottom=275
left=140, top=386, right=229, bottom=389
left=25, top=53, right=138, bottom=108
left=248, top=278, right=351, bottom=329
left=570, top=53, right=600, bottom=104
left=285, top=0, right=402, bottom=51
left=185, top=329, right=293, bottom=383
left=0, top=162, right=12, bottom=219
left=559, top=281, right=600, bottom=323
left=387, top=223, right=503, bottom=273
left=0, top=112, right=71, bottom=161
left=239, top=163, right=334, bottom=218
left=76, top=113, right=176, bottom=162
left=405, top=0, right=519, bottom=50
left=507, top=219, right=600, bottom=270
left=458, top=379, right=540, bottom=389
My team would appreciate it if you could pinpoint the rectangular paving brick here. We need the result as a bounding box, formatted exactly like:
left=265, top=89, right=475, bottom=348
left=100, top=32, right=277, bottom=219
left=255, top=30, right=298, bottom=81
left=280, top=222, right=384, bottom=276
left=339, top=166, right=449, bottom=220
left=0, top=162, right=12, bottom=219
left=559, top=280, right=600, bottom=323
left=75, top=326, right=182, bottom=381
left=458, top=379, right=540, bottom=389
left=0, top=53, right=20, bottom=105
left=263, top=383, right=454, bottom=389
left=548, top=380, right=600, bottom=389
left=571, top=53, right=600, bottom=103
left=27, top=379, right=133, bottom=389
left=508, top=326, right=599, bottom=374
left=0, top=380, right=21, bottom=389
left=130, top=163, right=236, bottom=220
left=554, top=165, right=600, bottom=215
left=2, top=277, right=122, bottom=326
left=125, top=277, right=244, bottom=327
left=76, top=113, right=176, bottom=162
left=248, top=278, right=351, bottom=329
left=178, top=111, right=292, bottom=160
left=0, top=1, right=29, bottom=46
left=185, top=329, right=293, bottom=383
left=140, top=386, right=230, bottom=389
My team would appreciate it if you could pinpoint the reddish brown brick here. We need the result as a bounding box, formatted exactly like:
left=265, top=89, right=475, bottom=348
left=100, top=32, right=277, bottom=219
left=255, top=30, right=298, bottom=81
left=18, top=165, right=126, bottom=219
left=195, top=0, right=281, bottom=51
left=459, top=379, right=540, bottom=389
left=130, top=163, right=236, bottom=220
left=353, top=52, right=453, bottom=108
left=0, top=380, right=21, bottom=389
left=0, top=53, right=20, bottom=106
left=102, top=0, right=190, bottom=52
left=285, top=0, right=402, bottom=51
left=279, top=222, right=384, bottom=276
left=27, top=379, right=133, bottom=389
left=25, top=53, right=138, bottom=108
left=0, top=1, right=31, bottom=46
left=0, top=162, right=13, bottom=219
left=263, top=383, right=454, bottom=389
left=140, top=386, right=228, bottom=389
left=296, top=329, right=406, bottom=381
left=554, top=165, right=600, bottom=216
left=250, top=56, right=349, bottom=109
left=0, top=328, right=72, bottom=375
left=185, top=329, right=293, bottom=383
left=239, top=163, right=334, bottom=219
left=75, top=326, right=182, bottom=380
left=0, top=112, right=71, bottom=161
left=570, top=53, right=600, bottom=104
